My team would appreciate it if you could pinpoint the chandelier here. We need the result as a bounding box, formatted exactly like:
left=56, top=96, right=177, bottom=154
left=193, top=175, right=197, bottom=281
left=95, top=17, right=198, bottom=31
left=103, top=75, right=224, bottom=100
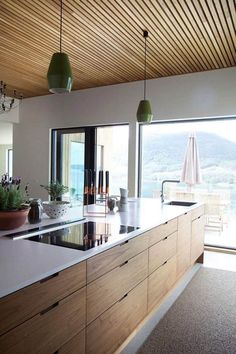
left=0, top=81, right=23, bottom=114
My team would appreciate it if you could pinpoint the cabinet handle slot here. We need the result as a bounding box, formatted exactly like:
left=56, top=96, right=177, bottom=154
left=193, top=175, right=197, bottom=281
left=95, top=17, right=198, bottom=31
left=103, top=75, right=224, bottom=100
left=120, top=260, right=128, bottom=267
left=40, top=301, right=59, bottom=315
left=163, top=260, right=167, bottom=266
left=163, top=236, right=168, bottom=240
left=40, top=272, right=59, bottom=283
left=119, top=293, right=128, bottom=302
left=53, top=351, right=59, bottom=354
left=164, top=221, right=168, bottom=225
left=198, top=216, right=201, bottom=219
left=120, top=240, right=129, bottom=246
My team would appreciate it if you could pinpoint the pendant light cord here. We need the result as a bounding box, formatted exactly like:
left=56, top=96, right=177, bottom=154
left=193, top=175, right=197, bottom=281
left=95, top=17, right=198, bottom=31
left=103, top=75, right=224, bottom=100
left=60, top=0, right=63, bottom=53
left=144, top=35, right=147, bottom=100
left=143, top=30, right=148, bottom=100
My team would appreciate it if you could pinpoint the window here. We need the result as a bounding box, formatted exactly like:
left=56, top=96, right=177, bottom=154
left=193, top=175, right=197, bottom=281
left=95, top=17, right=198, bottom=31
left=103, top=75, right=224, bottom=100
left=139, top=118, right=236, bottom=249
left=51, top=124, right=129, bottom=203
left=6, top=149, right=13, bottom=177
left=96, top=126, right=129, bottom=195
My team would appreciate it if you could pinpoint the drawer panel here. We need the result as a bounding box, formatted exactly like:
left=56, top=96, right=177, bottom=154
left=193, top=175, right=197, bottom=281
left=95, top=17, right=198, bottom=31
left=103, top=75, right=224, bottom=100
left=0, top=286, right=86, bottom=354
left=177, top=243, right=191, bottom=278
left=87, top=233, right=148, bottom=283
left=148, top=255, right=176, bottom=312
left=191, top=214, right=205, bottom=264
left=191, top=205, right=205, bottom=221
left=177, top=212, right=191, bottom=250
left=149, top=231, right=177, bottom=274
left=149, top=218, right=177, bottom=247
left=87, top=279, right=147, bottom=354
left=0, top=261, right=86, bottom=336
left=58, top=329, right=85, bottom=354
left=87, top=250, right=148, bottom=324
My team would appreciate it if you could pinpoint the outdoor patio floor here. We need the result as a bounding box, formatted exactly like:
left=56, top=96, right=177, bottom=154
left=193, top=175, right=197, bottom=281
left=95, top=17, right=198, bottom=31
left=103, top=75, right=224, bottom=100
left=205, top=214, right=236, bottom=250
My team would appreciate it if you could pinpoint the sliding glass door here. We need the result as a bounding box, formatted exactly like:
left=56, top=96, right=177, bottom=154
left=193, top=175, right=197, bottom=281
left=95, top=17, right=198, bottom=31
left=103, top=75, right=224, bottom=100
left=52, top=129, right=86, bottom=205
left=51, top=124, right=129, bottom=204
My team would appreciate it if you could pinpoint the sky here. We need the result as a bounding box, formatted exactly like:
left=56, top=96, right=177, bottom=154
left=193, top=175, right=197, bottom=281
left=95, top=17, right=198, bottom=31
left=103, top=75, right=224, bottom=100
left=144, top=119, right=236, bottom=143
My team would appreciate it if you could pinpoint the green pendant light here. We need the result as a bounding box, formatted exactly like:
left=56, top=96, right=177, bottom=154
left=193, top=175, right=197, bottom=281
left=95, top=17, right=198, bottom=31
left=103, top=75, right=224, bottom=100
left=137, top=30, right=153, bottom=123
left=47, top=0, right=73, bottom=93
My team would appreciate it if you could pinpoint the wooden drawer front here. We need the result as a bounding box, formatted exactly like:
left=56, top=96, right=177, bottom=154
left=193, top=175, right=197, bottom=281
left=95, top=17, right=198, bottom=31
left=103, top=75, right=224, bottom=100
left=149, top=218, right=177, bottom=247
left=191, top=214, right=205, bottom=264
left=87, top=233, right=148, bottom=283
left=177, top=244, right=191, bottom=278
left=0, top=261, right=86, bottom=336
left=58, top=329, right=85, bottom=354
left=0, top=287, right=86, bottom=354
left=87, top=250, right=148, bottom=324
left=149, top=231, right=177, bottom=274
left=191, top=205, right=205, bottom=221
left=87, top=279, right=147, bottom=354
left=177, top=212, right=191, bottom=250
left=148, top=255, right=176, bottom=312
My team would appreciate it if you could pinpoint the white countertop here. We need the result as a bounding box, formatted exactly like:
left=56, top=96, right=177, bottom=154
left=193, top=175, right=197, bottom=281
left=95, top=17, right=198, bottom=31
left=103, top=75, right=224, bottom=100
left=0, top=198, right=201, bottom=298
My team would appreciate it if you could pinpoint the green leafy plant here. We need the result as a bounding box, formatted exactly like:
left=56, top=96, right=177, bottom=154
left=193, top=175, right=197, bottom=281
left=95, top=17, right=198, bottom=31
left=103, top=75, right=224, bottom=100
left=0, top=174, right=29, bottom=211
left=40, top=181, right=69, bottom=201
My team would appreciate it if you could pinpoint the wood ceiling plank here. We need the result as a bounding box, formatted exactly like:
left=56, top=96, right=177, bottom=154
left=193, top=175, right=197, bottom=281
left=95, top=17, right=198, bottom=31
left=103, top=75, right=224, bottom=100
left=148, top=0, right=204, bottom=71
left=171, top=0, right=216, bottom=69
left=207, top=0, right=235, bottom=65
left=27, top=0, right=147, bottom=81
left=1, top=2, right=140, bottom=84
left=90, top=0, right=184, bottom=76
left=197, top=0, right=231, bottom=66
left=68, top=0, right=169, bottom=78
left=222, top=0, right=236, bottom=50
left=183, top=0, right=223, bottom=68
left=119, top=0, right=198, bottom=72
left=216, top=0, right=236, bottom=60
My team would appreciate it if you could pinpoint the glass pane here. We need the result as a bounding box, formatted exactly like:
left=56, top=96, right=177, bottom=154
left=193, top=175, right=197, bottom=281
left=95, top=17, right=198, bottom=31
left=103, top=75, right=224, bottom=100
left=140, top=119, right=236, bottom=249
left=96, top=125, right=129, bottom=196
left=7, top=149, right=13, bottom=177
left=61, top=132, right=85, bottom=205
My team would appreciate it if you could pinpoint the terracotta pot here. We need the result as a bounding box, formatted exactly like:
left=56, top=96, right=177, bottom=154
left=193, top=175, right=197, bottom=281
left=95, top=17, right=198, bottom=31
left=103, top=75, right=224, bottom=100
left=0, top=209, right=29, bottom=230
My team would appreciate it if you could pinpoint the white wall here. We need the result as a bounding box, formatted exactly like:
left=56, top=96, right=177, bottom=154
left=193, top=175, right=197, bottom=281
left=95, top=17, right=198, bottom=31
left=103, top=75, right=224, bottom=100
left=0, top=103, right=19, bottom=124
left=13, top=67, right=236, bottom=199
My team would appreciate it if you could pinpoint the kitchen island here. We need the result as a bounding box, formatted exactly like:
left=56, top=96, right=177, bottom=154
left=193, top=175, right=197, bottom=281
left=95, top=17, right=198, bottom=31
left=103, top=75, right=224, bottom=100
left=0, top=198, right=205, bottom=354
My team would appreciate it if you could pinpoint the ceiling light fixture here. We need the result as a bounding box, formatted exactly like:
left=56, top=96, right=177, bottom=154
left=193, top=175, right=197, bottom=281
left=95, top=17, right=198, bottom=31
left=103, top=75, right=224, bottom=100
left=47, top=0, right=73, bottom=93
left=136, top=30, right=153, bottom=123
left=0, top=81, right=23, bottom=114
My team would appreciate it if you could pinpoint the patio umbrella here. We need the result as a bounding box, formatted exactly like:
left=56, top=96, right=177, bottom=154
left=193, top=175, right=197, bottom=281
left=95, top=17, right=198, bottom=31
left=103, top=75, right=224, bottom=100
left=181, top=132, right=202, bottom=186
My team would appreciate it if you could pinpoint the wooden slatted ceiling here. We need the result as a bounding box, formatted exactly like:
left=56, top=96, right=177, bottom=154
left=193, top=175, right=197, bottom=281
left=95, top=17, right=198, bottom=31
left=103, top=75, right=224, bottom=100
left=0, top=0, right=235, bottom=98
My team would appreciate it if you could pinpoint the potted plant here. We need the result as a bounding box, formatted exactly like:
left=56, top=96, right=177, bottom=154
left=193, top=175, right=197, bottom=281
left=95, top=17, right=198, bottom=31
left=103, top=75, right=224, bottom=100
left=0, top=174, right=29, bottom=230
left=40, top=181, right=70, bottom=219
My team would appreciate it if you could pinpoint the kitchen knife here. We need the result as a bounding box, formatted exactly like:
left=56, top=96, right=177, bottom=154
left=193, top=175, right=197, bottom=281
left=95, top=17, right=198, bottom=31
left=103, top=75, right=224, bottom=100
left=84, top=169, right=88, bottom=194
left=105, top=171, right=109, bottom=194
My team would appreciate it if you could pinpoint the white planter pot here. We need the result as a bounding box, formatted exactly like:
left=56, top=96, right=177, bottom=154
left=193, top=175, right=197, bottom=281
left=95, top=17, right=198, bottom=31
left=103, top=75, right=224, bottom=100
left=43, top=201, right=70, bottom=219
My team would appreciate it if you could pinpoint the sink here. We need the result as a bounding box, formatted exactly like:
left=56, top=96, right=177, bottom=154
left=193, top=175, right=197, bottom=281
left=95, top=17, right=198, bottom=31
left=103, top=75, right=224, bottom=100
left=164, top=201, right=196, bottom=207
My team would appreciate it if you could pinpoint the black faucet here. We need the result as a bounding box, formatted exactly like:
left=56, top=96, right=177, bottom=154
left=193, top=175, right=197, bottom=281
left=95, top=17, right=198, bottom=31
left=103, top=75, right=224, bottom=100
left=160, top=179, right=180, bottom=203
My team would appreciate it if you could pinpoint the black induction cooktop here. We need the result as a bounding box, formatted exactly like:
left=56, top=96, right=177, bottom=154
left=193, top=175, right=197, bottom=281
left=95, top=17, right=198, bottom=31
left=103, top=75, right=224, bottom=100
left=12, top=221, right=139, bottom=251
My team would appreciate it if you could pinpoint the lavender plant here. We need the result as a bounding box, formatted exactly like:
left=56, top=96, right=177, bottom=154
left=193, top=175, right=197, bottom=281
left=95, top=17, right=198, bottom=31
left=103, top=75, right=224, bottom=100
left=0, top=174, right=29, bottom=210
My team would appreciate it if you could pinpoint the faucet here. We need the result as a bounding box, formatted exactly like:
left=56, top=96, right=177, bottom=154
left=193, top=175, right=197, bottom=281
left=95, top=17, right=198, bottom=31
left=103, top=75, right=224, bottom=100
left=160, top=179, right=180, bottom=203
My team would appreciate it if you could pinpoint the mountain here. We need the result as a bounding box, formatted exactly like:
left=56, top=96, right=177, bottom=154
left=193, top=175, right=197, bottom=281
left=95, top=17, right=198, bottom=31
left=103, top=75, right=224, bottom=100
left=142, top=132, right=236, bottom=170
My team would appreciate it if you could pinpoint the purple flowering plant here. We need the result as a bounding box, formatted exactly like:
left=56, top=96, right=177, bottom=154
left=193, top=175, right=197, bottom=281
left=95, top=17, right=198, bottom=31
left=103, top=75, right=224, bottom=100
left=0, top=174, right=29, bottom=210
